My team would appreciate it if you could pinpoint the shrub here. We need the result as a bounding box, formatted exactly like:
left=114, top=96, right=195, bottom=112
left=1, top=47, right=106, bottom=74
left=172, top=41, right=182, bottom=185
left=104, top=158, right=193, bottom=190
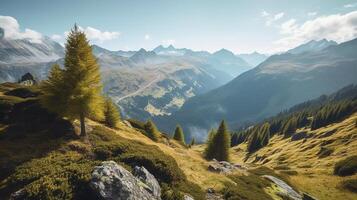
left=222, top=174, right=273, bottom=200
left=334, top=156, right=357, bottom=176
left=127, top=119, right=146, bottom=130
left=341, top=179, right=357, bottom=193
left=103, top=97, right=120, bottom=128
left=144, top=119, right=160, bottom=141
left=4, top=87, right=40, bottom=98
left=173, top=125, right=185, bottom=144
left=317, top=147, right=334, bottom=158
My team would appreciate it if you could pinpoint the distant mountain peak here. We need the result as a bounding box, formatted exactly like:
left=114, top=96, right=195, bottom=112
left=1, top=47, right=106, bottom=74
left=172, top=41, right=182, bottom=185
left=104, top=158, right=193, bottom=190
left=287, top=39, right=338, bottom=54
left=213, top=48, right=235, bottom=56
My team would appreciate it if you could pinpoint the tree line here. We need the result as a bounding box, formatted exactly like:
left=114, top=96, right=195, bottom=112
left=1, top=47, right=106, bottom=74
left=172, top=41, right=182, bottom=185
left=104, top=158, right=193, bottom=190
left=231, top=85, right=357, bottom=153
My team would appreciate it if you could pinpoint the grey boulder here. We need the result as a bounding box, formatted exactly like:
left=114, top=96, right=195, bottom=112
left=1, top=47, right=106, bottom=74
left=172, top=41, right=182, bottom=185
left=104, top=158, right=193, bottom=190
left=90, top=161, right=161, bottom=200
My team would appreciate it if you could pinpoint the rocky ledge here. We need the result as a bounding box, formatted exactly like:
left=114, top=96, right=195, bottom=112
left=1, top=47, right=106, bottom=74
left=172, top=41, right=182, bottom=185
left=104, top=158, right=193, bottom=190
left=208, top=159, right=247, bottom=174
left=90, top=161, right=161, bottom=200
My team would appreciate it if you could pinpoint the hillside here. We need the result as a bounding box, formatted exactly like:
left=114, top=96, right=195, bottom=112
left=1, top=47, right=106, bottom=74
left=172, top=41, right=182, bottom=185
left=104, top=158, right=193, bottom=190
left=156, top=38, right=357, bottom=140
left=230, top=113, right=357, bottom=200
left=1, top=83, right=356, bottom=200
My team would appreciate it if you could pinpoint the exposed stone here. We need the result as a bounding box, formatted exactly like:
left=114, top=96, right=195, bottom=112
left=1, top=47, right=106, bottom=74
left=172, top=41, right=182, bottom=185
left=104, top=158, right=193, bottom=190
left=184, top=194, right=195, bottom=200
left=9, top=189, right=26, bottom=200
left=133, top=166, right=161, bottom=198
left=208, top=159, right=246, bottom=174
left=90, top=161, right=161, bottom=200
left=262, top=175, right=302, bottom=200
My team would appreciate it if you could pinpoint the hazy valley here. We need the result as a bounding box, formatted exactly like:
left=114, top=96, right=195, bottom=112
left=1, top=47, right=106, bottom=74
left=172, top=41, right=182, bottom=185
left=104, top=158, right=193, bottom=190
left=1, top=2, right=357, bottom=200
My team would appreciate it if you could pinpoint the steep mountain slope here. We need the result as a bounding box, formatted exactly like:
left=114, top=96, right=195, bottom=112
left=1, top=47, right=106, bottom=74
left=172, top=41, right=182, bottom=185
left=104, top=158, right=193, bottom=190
left=237, top=52, right=268, bottom=67
left=103, top=59, right=229, bottom=120
left=287, top=39, right=337, bottom=54
left=0, top=36, right=64, bottom=83
left=0, top=36, right=64, bottom=64
left=231, top=113, right=357, bottom=200
left=1, top=83, right=355, bottom=200
left=157, top=38, right=357, bottom=139
left=0, top=34, right=256, bottom=120
left=208, top=48, right=252, bottom=76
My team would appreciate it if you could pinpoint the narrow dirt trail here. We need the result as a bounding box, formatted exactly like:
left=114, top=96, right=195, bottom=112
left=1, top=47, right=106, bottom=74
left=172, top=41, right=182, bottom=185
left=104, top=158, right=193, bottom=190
left=117, top=74, right=162, bottom=101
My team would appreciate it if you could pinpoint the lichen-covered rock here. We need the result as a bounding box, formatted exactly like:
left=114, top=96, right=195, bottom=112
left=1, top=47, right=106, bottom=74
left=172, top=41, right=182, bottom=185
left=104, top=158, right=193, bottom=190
left=133, top=166, right=161, bottom=198
left=208, top=159, right=246, bottom=174
left=90, top=161, right=160, bottom=200
left=262, top=175, right=302, bottom=200
left=9, top=189, right=26, bottom=200
left=184, top=194, right=195, bottom=200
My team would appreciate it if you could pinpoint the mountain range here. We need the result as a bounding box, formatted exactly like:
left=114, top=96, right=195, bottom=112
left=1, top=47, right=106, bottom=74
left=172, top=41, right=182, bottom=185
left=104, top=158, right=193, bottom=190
left=0, top=35, right=257, bottom=120
left=1, top=31, right=352, bottom=138
left=155, top=38, right=357, bottom=141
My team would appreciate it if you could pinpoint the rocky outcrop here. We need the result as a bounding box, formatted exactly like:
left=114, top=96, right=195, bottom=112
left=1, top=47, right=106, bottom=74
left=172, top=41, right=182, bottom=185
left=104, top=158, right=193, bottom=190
left=133, top=166, right=161, bottom=199
left=90, top=161, right=161, bottom=200
left=208, top=159, right=247, bottom=174
left=9, top=189, right=26, bottom=200
left=262, top=175, right=302, bottom=200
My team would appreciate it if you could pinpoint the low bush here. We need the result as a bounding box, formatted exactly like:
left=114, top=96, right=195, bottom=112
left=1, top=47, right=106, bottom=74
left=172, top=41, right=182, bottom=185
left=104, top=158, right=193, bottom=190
left=222, top=173, right=273, bottom=200
left=317, top=147, right=334, bottom=158
left=341, top=179, right=357, bottom=193
left=127, top=118, right=146, bottom=130
left=334, top=156, right=357, bottom=176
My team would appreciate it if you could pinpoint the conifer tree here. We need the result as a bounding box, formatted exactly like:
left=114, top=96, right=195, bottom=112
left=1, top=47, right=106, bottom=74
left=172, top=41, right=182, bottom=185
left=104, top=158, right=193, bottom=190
left=214, top=120, right=231, bottom=161
left=41, top=25, right=104, bottom=137
left=104, top=97, right=120, bottom=128
left=231, top=133, right=239, bottom=147
left=204, top=120, right=231, bottom=161
left=173, top=124, right=185, bottom=144
left=144, top=119, right=160, bottom=141
left=204, top=129, right=216, bottom=159
left=190, top=137, right=196, bottom=146
left=247, top=131, right=260, bottom=153
left=282, top=117, right=297, bottom=137
left=40, top=64, right=67, bottom=115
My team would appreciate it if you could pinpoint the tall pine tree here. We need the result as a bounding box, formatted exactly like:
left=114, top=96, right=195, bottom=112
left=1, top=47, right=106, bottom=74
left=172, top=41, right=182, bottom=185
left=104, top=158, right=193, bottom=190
left=173, top=124, right=185, bottom=144
left=41, top=25, right=104, bottom=137
left=104, top=97, right=121, bottom=128
left=204, top=121, right=231, bottom=161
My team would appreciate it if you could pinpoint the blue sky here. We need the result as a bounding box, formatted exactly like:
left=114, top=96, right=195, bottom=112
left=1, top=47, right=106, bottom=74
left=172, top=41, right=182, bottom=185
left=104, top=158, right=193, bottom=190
left=1, top=0, right=357, bottom=53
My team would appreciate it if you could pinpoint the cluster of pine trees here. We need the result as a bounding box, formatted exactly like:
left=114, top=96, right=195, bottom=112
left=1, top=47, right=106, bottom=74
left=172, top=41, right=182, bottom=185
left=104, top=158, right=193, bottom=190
left=41, top=25, right=120, bottom=136
left=204, top=120, right=231, bottom=161
left=231, top=85, right=356, bottom=153
left=311, top=100, right=356, bottom=130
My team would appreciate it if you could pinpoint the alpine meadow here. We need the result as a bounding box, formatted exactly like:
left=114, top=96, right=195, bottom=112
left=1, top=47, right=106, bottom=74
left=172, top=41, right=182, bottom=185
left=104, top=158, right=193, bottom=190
left=0, top=1, right=357, bottom=200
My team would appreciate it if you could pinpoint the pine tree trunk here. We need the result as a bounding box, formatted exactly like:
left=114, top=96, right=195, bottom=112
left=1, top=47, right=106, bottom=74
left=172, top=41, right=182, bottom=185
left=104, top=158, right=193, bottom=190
left=80, top=112, right=86, bottom=137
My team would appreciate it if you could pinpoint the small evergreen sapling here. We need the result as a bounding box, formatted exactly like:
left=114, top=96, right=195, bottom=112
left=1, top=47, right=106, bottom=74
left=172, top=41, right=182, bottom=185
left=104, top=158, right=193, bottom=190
left=173, top=125, right=185, bottom=144
left=104, top=97, right=121, bottom=128
left=144, top=119, right=160, bottom=141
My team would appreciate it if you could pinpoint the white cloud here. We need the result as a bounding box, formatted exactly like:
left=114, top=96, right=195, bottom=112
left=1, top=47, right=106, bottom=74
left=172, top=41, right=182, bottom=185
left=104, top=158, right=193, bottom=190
left=144, top=34, right=150, bottom=40
left=308, top=12, right=317, bottom=16
left=261, top=11, right=285, bottom=26
left=280, top=19, right=298, bottom=34
left=274, top=12, right=285, bottom=20
left=51, top=34, right=62, bottom=40
left=274, top=11, right=357, bottom=52
left=344, top=3, right=357, bottom=8
left=162, top=39, right=175, bottom=46
left=81, top=26, right=120, bottom=42
left=261, top=10, right=270, bottom=17
left=0, top=15, right=43, bottom=43
left=64, top=26, right=120, bottom=43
